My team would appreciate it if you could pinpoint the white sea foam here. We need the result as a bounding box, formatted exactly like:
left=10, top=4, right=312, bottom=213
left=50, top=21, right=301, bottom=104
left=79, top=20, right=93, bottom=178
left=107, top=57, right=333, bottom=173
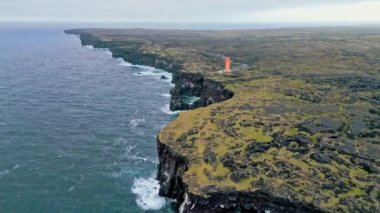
left=133, top=67, right=172, bottom=82
left=111, top=168, right=134, bottom=178
left=68, top=186, right=75, bottom=192
left=117, top=59, right=173, bottom=82
left=129, top=118, right=146, bottom=128
left=132, top=176, right=166, bottom=210
left=131, top=64, right=157, bottom=71
left=13, top=164, right=20, bottom=170
left=134, top=71, right=172, bottom=82
left=119, top=61, right=133, bottom=67
left=84, top=45, right=94, bottom=49
left=103, top=49, right=112, bottom=55
left=161, top=94, right=171, bottom=98
left=184, top=96, right=200, bottom=105
left=125, top=152, right=157, bottom=164
left=126, top=144, right=136, bottom=153
left=160, top=104, right=180, bottom=115
left=129, top=155, right=151, bottom=163
left=123, top=144, right=157, bottom=164
left=0, top=170, right=9, bottom=176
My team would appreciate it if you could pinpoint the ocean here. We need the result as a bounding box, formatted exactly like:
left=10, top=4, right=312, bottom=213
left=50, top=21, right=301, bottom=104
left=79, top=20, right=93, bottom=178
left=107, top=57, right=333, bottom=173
left=0, top=26, right=177, bottom=212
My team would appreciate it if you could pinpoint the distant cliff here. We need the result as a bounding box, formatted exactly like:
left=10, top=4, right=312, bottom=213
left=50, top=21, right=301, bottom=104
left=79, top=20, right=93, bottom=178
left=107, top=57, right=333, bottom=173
left=65, top=29, right=233, bottom=111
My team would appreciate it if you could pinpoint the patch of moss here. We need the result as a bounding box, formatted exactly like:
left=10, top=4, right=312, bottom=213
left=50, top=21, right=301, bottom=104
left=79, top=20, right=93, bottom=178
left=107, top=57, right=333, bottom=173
left=238, top=127, right=273, bottom=142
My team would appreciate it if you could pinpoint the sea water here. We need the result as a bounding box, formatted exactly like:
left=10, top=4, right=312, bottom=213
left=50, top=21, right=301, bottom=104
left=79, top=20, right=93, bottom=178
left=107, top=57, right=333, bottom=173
left=0, top=26, right=177, bottom=212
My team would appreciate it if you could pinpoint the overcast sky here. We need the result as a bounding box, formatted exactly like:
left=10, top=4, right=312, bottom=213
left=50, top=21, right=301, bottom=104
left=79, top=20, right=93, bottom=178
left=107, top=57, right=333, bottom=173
left=0, top=0, right=379, bottom=23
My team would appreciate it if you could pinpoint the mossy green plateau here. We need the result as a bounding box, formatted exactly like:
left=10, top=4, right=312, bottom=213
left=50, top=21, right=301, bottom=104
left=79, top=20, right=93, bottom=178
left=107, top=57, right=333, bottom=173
left=67, top=27, right=380, bottom=212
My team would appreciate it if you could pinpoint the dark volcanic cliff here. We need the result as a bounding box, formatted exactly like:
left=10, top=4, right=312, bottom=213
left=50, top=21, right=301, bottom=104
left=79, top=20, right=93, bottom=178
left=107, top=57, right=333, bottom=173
left=170, top=71, right=233, bottom=111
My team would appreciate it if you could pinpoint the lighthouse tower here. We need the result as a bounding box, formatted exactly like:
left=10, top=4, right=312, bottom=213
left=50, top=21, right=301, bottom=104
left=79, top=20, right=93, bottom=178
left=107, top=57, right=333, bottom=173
left=225, top=57, right=231, bottom=73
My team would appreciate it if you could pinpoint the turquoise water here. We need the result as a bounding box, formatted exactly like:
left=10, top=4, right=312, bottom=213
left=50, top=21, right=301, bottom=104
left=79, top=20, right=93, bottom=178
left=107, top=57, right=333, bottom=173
left=0, top=27, right=176, bottom=212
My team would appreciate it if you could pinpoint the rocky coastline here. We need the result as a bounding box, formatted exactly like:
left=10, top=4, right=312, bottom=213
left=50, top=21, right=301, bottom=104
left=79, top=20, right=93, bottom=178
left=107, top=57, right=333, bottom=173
left=65, top=30, right=265, bottom=212
left=65, top=29, right=380, bottom=213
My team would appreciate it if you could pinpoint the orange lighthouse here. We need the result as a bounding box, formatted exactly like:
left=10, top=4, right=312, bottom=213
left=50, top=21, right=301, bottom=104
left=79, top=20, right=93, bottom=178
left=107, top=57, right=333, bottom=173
left=225, top=57, right=231, bottom=73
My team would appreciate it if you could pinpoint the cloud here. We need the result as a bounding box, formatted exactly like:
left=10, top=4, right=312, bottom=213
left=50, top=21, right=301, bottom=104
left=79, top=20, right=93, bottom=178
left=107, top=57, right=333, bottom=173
left=249, top=1, right=380, bottom=23
left=0, top=0, right=378, bottom=23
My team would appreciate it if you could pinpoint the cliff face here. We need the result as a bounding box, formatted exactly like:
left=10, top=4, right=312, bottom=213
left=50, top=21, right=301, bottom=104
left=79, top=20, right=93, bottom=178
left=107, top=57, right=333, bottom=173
left=170, top=71, right=233, bottom=111
left=156, top=139, right=188, bottom=199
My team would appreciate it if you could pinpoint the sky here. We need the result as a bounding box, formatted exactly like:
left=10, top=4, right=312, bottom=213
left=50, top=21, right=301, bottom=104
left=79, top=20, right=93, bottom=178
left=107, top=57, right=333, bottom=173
left=0, top=0, right=379, bottom=24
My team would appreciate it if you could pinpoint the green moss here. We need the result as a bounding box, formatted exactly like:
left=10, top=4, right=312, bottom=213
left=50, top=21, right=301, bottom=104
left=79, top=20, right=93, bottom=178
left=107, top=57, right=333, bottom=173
left=284, top=127, right=299, bottom=136
left=344, top=188, right=366, bottom=197
left=239, top=127, right=273, bottom=142
left=320, top=196, right=340, bottom=208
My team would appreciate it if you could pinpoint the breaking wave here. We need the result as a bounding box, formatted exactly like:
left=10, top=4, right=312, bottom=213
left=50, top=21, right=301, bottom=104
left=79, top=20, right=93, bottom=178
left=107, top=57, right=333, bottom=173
left=123, top=144, right=157, bottom=164
left=160, top=104, right=180, bottom=115
left=0, top=170, right=9, bottom=177
left=161, top=94, right=171, bottom=98
left=84, top=45, right=94, bottom=49
left=103, top=49, right=112, bottom=55
left=84, top=45, right=112, bottom=55
left=119, top=59, right=133, bottom=67
left=134, top=70, right=172, bottom=82
left=117, top=58, right=173, bottom=82
left=132, top=176, right=166, bottom=210
left=129, top=118, right=146, bottom=128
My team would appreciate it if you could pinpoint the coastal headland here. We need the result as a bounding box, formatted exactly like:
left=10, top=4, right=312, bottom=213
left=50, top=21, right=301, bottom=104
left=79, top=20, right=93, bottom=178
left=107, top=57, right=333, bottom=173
left=65, top=27, right=380, bottom=212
